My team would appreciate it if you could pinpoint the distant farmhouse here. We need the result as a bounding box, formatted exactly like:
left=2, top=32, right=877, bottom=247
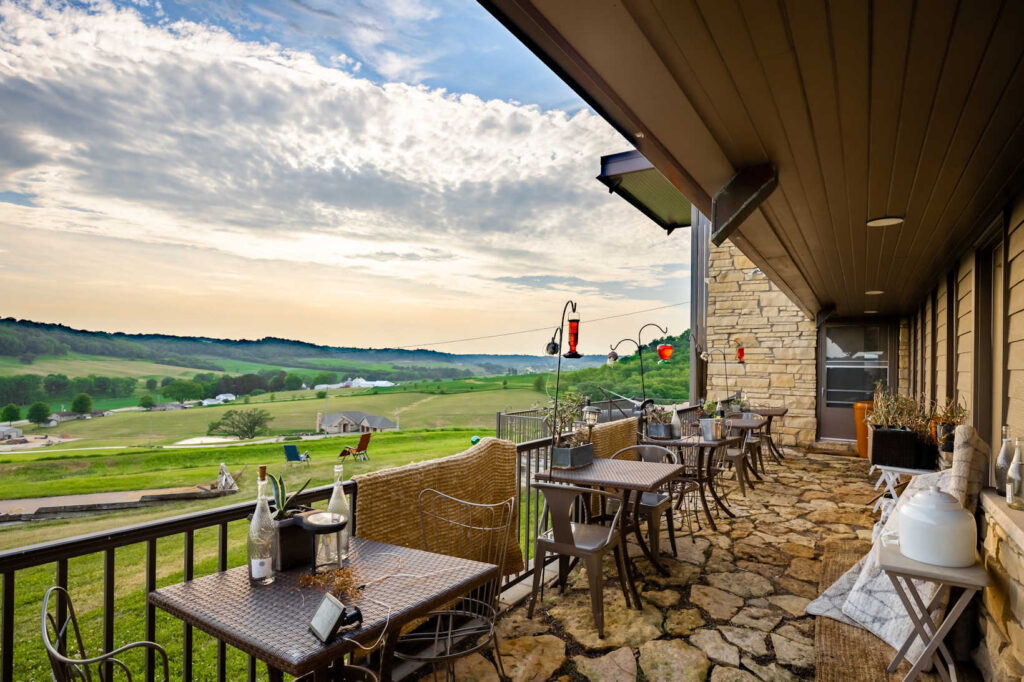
left=317, top=411, right=398, bottom=434
left=0, top=425, right=23, bottom=440
left=44, top=409, right=113, bottom=426
left=314, top=377, right=395, bottom=390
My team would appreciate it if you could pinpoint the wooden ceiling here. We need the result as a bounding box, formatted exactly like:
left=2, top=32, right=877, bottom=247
left=482, top=0, right=1024, bottom=318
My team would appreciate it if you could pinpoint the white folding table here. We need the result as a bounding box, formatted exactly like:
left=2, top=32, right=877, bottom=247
left=877, top=542, right=989, bottom=682
left=872, top=465, right=934, bottom=512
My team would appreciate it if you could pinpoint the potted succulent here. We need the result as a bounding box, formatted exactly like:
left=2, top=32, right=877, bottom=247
left=647, top=407, right=676, bottom=439
left=866, top=385, right=937, bottom=470
left=267, top=474, right=312, bottom=571
left=930, top=398, right=968, bottom=453
left=539, top=391, right=593, bottom=469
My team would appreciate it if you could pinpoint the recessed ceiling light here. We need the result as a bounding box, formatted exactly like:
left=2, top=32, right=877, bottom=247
left=865, top=290, right=884, bottom=295
left=867, top=216, right=904, bottom=227
left=865, top=310, right=878, bottom=314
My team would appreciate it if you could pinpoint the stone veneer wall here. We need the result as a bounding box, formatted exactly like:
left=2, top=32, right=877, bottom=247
left=975, top=494, right=1024, bottom=681
left=706, top=241, right=817, bottom=447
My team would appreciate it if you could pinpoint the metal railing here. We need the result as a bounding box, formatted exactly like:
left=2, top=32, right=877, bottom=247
left=0, top=437, right=560, bottom=682
left=495, top=398, right=637, bottom=443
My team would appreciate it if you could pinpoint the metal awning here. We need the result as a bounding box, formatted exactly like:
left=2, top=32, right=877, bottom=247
left=597, top=150, right=692, bottom=235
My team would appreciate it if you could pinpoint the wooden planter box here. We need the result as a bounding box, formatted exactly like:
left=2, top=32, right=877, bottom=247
left=273, top=508, right=314, bottom=571
left=868, top=425, right=938, bottom=470
left=551, top=443, right=594, bottom=470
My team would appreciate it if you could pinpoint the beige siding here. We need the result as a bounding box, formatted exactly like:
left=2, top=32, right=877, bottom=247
left=1007, top=200, right=1024, bottom=438
left=936, top=278, right=949, bottom=404
left=957, top=254, right=975, bottom=413
left=898, top=319, right=910, bottom=395
left=924, top=295, right=934, bottom=405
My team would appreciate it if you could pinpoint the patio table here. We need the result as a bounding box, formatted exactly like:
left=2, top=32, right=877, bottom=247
left=148, top=537, right=498, bottom=682
left=644, top=435, right=741, bottom=531
left=726, top=416, right=767, bottom=480
left=534, top=457, right=683, bottom=606
left=748, top=405, right=788, bottom=462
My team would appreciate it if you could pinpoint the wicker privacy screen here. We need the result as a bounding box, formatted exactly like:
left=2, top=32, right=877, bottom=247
left=591, top=417, right=639, bottom=460
left=353, top=437, right=524, bottom=575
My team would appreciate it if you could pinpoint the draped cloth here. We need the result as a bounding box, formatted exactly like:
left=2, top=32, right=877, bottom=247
left=807, top=426, right=989, bottom=662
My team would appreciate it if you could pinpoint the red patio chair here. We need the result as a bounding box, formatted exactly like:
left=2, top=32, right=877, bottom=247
left=338, top=433, right=371, bottom=462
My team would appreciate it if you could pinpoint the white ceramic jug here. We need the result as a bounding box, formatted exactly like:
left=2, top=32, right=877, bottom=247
left=897, top=485, right=977, bottom=568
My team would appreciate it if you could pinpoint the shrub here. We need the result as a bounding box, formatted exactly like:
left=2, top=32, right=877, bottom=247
left=316, top=390, right=327, bottom=399
left=138, top=395, right=155, bottom=410
left=71, top=393, right=93, bottom=414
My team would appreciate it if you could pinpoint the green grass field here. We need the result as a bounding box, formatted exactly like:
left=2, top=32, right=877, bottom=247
left=0, top=428, right=483, bottom=681
left=0, top=353, right=220, bottom=379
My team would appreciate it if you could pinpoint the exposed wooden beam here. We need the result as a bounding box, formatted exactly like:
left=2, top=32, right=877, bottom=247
left=711, top=164, right=778, bottom=246
left=815, top=304, right=836, bottom=328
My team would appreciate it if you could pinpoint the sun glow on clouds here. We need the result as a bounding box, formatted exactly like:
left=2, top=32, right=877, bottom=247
left=0, top=1, right=690, bottom=352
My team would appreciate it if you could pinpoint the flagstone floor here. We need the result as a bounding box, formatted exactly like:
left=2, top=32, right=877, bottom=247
left=450, top=451, right=889, bottom=682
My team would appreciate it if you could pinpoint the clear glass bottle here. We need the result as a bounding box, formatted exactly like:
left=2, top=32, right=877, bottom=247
left=247, top=465, right=276, bottom=585
left=1008, top=439, right=1024, bottom=511
left=994, top=426, right=1013, bottom=491
left=325, top=465, right=351, bottom=565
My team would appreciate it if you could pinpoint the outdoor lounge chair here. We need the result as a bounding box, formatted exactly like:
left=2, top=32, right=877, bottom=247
left=43, top=585, right=169, bottom=681
left=338, top=433, right=371, bottom=462
left=283, top=444, right=311, bottom=466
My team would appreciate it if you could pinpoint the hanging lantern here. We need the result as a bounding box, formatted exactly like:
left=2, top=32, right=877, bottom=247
left=606, top=350, right=619, bottom=365
left=563, top=309, right=582, bottom=359
left=656, top=344, right=673, bottom=362
left=545, top=340, right=560, bottom=356
left=736, top=346, right=745, bottom=364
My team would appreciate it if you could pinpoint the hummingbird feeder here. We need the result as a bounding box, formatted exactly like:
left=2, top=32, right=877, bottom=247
left=656, top=344, right=673, bottom=363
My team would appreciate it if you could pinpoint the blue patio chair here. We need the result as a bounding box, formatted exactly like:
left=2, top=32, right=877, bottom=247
left=284, top=444, right=310, bottom=467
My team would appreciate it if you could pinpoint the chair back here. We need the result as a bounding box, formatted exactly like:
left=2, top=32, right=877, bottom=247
left=283, top=444, right=301, bottom=461
left=356, top=433, right=372, bottom=450
left=417, top=489, right=514, bottom=613
left=42, top=586, right=94, bottom=682
left=610, top=444, right=677, bottom=464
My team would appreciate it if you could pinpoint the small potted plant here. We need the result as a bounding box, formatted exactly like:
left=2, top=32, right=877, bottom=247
left=866, top=385, right=936, bottom=470
left=540, top=391, right=593, bottom=469
left=647, top=407, right=675, bottom=439
left=930, top=398, right=968, bottom=454
left=700, top=398, right=718, bottom=441
left=267, top=474, right=312, bottom=571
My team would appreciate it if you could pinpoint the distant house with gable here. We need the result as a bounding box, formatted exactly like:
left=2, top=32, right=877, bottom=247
left=0, top=426, right=23, bottom=440
left=215, top=393, right=236, bottom=402
left=317, top=411, right=398, bottom=434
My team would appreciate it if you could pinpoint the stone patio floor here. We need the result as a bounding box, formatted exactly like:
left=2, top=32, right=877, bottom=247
left=449, top=451, right=896, bottom=681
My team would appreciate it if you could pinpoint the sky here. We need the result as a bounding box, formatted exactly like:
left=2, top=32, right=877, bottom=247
left=0, top=0, right=691, bottom=355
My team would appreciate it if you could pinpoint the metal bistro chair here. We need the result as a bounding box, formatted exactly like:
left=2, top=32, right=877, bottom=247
left=528, top=482, right=631, bottom=638
left=723, top=412, right=760, bottom=496
left=393, top=490, right=515, bottom=681
left=42, top=586, right=169, bottom=681
left=609, top=445, right=679, bottom=558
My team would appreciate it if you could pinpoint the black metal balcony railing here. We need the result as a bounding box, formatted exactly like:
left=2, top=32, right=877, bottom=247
left=496, top=398, right=636, bottom=443
left=0, top=437, right=557, bottom=682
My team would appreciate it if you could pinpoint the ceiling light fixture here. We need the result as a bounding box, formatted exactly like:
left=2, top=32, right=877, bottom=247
left=865, top=310, right=878, bottom=314
left=865, top=290, right=884, bottom=295
left=866, top=217, right=904, bottom=227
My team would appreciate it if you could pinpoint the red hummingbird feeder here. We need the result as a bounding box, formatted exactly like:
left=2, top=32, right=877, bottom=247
left=736, top=346, right=745, bottom=364
left=656, top=344, right=673, bottom=363
left=563, top=309, right=582, bottom=359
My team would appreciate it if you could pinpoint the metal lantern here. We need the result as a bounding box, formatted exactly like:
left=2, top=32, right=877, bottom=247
left=656, top=344, right=673, bottom=362
left=606, top=351, right=619, bottom=365
left=563, top=309, right=582, bottom=359
left=583, top=405, right=600, bottom=427
left=545, top=340, right=560, bottom=356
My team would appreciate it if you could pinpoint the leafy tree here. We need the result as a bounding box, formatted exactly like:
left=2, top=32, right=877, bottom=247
left=162, top=380, right=203, bottom=403
left=501, top=379, right=508, bottom=389
left=27, top=401, right=51, bottom=425
left=284, top=374, right=303, bottom=391
left=71, top=393, right=93, bottom=414
left=138, top=395, right=155, bottom=410
left=1, top=403, right=19, bottom=424
left=268, top=372, right=286, bottom=392
left=160, top=377, right=174, bottom=387
left=532, top=375, right=546, bottom=392
left=43, top=374, right=70, bottom=397
left=146, top=378, right=158, bottom=390
left=312, top=371, right=336, bottom=386
left=316, top=390, right=327, bottom=399
left=207, top=408, right=274, bottom=439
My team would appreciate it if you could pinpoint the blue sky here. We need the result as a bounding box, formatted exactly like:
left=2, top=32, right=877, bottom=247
left=0, top=1, right=690, bottom=353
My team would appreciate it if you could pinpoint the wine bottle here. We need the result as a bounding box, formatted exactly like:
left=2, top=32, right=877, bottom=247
left=326, top=465, right=352, bottom=565
left=995, top=426, right=1013, bottom=491
left=247, top=465, right=276, bottom=585
left=1008, top=439, right=1024, bottom=511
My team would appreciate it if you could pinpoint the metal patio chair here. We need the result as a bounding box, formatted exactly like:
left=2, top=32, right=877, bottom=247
left=609, top=444, right=679, bottom=557
left=527, top=482, right=631, bottom=638
left=42, top=585, right=169, bottom=681
left=393, top=490, right=515, bottom=681
left=338, top=433, right=371, bottom=462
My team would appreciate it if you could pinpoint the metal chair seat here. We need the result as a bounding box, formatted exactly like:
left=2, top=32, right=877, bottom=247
left=539, top=522, right=614, bottom=552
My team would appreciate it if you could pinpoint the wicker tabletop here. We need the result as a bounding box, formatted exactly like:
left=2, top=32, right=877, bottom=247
left=534, top=457, right=683, bottom=491
left=149, top=538, right=498, bottom=677
left=725, top=417, right=765, bottom=430
left=646, top=435, right=741, bottom=449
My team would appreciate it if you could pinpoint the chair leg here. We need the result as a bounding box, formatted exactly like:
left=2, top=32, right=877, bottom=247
left=735, top=461, right=747, bottom=496
left=585, top=555, right=605, bottom=638
left=665, top=507, right=677, bottom=557
left=647, top=509, right=661, bottom=557
left=489, top=632, right=506, bottom=680
left=527, top=548, right=544, bottom=619
left=558, top=556, right=570, bottom=594
left=612, top=546, right=630, bottom=606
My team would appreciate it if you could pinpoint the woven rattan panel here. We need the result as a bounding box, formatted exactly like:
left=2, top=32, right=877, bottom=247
left=535, top=458, right=682, bottom=492
left=149, top=538, right=497, bottom=676
left=591, top=418, right=638, bottom=460
left=351, top=437, right=523, bottom=574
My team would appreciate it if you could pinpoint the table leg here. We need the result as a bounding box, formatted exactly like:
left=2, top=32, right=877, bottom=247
left=267, top=665, right=284, bottom=682
left=888, top=585, right=947, bottom=672
left=705, top=446, right=736, bottom=519
left=887, top=574, right=968, bottom=682
left=905, top=579, right=965, bottom=682
left=765, top=416, right=785, bottom=460
left=379, top=630, right=400, bottom=682
left=619, top=490, right=644, bottom=609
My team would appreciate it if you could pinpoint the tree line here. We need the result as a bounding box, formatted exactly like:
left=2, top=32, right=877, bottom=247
left=0, top=374, right=136, bottom=406
left=562, top=330, right=691, bottom=403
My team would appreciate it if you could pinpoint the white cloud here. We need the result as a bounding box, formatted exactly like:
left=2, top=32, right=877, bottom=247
left=0, top=0, right=690, bottom=351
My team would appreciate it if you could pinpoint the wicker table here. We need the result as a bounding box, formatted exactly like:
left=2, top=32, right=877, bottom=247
left=149, top=538, right=499, bottom=682
left=534, top=458, right=683, bottom=606
left=645, top=435, right=741, bottom=531
left=748, top=405, right=788, bottom=462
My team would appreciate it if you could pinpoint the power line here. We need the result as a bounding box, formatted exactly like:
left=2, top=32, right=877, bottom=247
left=400, top=301, right=689, bottom=349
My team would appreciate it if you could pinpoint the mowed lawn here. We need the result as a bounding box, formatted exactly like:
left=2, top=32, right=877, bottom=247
left=15, top=387, right=542, bottom=449
left=0, top=353, right=218, bottom=379
left=0, top=428, right=490, bottom=681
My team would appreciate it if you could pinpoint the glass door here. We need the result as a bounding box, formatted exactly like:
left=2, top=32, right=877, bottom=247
left=818, top=323, right=892, bottom=440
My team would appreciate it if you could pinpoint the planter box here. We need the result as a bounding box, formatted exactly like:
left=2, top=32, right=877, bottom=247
left=647, top=423, right=676, bottom=439
left=699, top=418, right=717, bottom=442
left=273, top=508, right=315, bottom=571
left=552, top=443, right=594, bottom=470
left=868, top=425, right=937, bottom=470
